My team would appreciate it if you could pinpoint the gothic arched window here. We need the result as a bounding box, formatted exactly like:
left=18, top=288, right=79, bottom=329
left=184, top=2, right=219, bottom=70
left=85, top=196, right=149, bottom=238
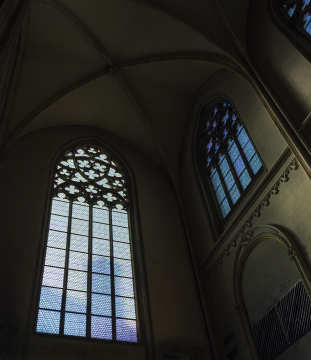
left=36, top=145, right=138, bottom=343
left=197, top=101, right=262, bottom=219
left=277, top=0, right=311, bottom=38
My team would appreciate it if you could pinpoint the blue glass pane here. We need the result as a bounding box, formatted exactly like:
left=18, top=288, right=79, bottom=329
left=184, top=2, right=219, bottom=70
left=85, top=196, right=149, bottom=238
left=91, top=316, right=113, bottom=340
left=93, top=238, right=110, bottom=256
left=218, top=153, right=225, bottom=165
left=51, top=199, right=69, bottom=217
left=237, top=128, right=249, bottom=149
left=66, top=290, right=87, bottom=313
left=239, top=169, right=251, bottom=190
left=303, top=12, right=311, bottom=35
left=250, top=154, right=262, bottom=175
left=288, top=4, right=296, bottom=17
left=223, top=169, right=235, bottom=191
left=71, top=218, right=88, bottom=236
left=70, top=234, right=88, bottom=253
left=219, top=198, right=231, bottom=218
left=228, top=141, right=240, bottom=164
left=39, top=286, right=62, bottom=311
left=64, top=313, right=86, bottom=337
left=210, top=170, right=221, bottom=191
left=114, top=242, right=131, bottom=260
left=72, top=202, right=89, bottom=220
left=93, top=222, right=109, bottom=239
left=68, top=251, right=88, bottom=271
left=236, top=123, right=243, bottom=135
left=114, top=258, right=133, bottom=278
left=93, top=206, right=109, bottom=224
left=91, top=293, right=112, bottom=316
left=50, top=214, right=68, bottom=232
left=116, top=319, right=137, bottom=342
left=45, top=247, right=66, bottom=268
left=112, top=210, right=128, bottom=227
left=116, top=297, right=136, bottom=319
left=215, top=184, right=226, bottom=203
left=219, top=157, right=230, bottom=176
left=92, top=274, right=111, bottom=294
left=42, top=266, right=64, bottom=288
left=243, top=141, right=255, bottom=162
left=67, top=270, right=87, bottom=291
left=37, top=309, right=60, bottom=334
left=115, top=277, right=134, bottom=298
left=92, top=255, right=110, bottom=275
left=47, top=230, right=67, bottom=249
left=113, top=226, right=129, bottom=243
left=229, top=185, right=240, bottom=205
left=233, top=156, right=245, bottom=176
left=302, top=0, right=311, bottom=11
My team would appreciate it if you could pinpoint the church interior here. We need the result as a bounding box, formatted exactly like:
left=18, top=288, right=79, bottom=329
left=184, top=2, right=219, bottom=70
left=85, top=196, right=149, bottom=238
left=1, top=0, right=311, bottom=359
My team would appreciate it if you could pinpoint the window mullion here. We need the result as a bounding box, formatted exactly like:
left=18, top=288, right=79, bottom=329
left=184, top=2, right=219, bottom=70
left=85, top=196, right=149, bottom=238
left=233, top=134, right=254, bottom=180
left=86, top=202, right=93, bottom=339
left=109, top=207, right=116, bottom=340
left=224, top=152, right=243, bottom=195
left=59, top=199, right=73, bottom=335
left=214, top=162, right=233, bottom=209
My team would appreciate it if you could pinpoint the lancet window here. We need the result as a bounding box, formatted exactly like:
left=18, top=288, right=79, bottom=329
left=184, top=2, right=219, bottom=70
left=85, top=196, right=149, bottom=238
left=36, top=145, right=138, bottom=343
left=277, top=0, right=311, bottom=39
left=197, top=101, right=262, bottom=219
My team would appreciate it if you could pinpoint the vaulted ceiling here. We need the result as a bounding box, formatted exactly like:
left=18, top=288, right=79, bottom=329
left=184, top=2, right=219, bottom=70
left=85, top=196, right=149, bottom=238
left=6, top=0, right=253, bottom=178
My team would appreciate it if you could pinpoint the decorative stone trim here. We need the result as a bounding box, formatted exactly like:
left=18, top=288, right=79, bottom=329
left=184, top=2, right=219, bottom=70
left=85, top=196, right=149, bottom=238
left=208, top=158, right=299, bottom=275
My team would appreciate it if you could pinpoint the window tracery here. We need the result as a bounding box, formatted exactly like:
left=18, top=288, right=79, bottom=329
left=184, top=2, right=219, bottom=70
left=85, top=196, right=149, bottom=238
left=36, top=145, right=138, bottom=343
left=197, top=101, right=262, bottom=219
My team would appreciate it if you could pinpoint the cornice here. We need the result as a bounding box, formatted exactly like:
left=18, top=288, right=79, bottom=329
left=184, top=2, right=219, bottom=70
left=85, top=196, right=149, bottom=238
left=206, top=157, right=299, bottom=276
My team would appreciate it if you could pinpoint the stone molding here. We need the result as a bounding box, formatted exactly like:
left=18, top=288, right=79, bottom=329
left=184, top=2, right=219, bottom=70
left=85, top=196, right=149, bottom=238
left=207, top=158, right=299, bottom=275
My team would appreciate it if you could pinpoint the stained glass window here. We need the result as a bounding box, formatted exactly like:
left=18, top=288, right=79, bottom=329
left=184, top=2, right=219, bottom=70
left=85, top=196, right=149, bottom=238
left=36, top=145, right=138, bottom=343
left=197, top=101, right=262, bottom=219
left=277, top=0, right=311, bottom=39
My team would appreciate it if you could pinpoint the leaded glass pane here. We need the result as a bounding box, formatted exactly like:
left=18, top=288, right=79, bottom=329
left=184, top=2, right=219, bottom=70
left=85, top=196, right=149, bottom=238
left=45, top=247, right=66, bottom=268
left=116, top=297, right=136, bottom=319
left=237, top=128, right=249, bottom=149
left=64, top=313, right=86, bottom=337
left=250, top=154, right=262, bottom=175
left=70, top=234, right=88, bottom=253
left=233, top=156, right=245, bottom=177
left=239, top=169, right=251, bottom=190
left=92, top=238, right=110, bottom=256
left=115, top=277, right=134, bottom=298
left=210, top=170, right=221, bottom=191
left=42, top=266, right=64, bottom=288
left=50, top=214, right=68, bottom=232
left=112, top=210, right=128, bottom=227
left=243, top=141, right=256, bottom=162
left=51, top=199, right=70, bottom=217
left=68, top=251, right=88, bottom=271
left=37, top=309, right=61, bottom=334
left=92, top=255, right=111, bottom=275
left=47, top=230, right=67, bottom=249
left=114, top=259, right=133, bottom=278
left=93, top=222, right=109, bottom=239
left=93, top=206, right=109, bottom=224
left=72, top=202, right=89, bottom=220
left=39, top=287, right=63, bottom=311
left=229, top=184, right=240, bottom=205
left=91, top=294, right=112, bottom=316
left=113, top=226, right=129, bottom=243
left=219, top=198, right=230, bottom=218
left=91, top=316, right=113, bottom=340
left=67, top=270, right=87, bottom=291
left=113, top=242, right=131, bottom=260
left=71, top=218, right=88, bottom=236
left=228, top=141, right=240, bottom=164
left=116, top=319, right=137, bottom=342
left=92, top=274, right=111, bottom=294
left=66, top=290, right=87, bottom=313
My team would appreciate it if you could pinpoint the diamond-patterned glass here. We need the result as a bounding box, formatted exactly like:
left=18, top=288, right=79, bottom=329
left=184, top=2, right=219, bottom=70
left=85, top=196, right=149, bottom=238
left=72, top=203, right=89, bottom=220
left=47, top=230, right=67, bottom=249
left=250, top=154, right=262, bottom=175
left=210, top=170, right=221, bottom=191
left=215, top=184, right=226, bottom=203
left=45, top=247, right=66, bottom=268
left=71, top=218, right=88, bottom=236
left=51, top=199, right=69, bottom=217
left=66, top=290, right=87, bottom=313
left=114, top=259, right=133, bottom=278
left=115, top=277, right=134, bottom=298
left=116, top=297, right=136, bottom=319
left=92, top=255, right=111, bottom=275
left=92, top=274, right=111, bottom=294
left=113, top=242, right=131, bottom=260
left=116, top=319, right=137, bottom=342
left=112, top=210, right=128, bottom=227
left=91, top=294, right=112, bottom=316
left=42, top=266, right=64, bottom=288
left=67, top=270, right=87, bottom=291
left=70, top=234, right=88, bottom=253
left=64, top=313, right=86, bottom=337
left=37, top=309, right=61, bottom=334
left=93, top=207, right=109, bottom=224
left=113, top=226, right=129, bottom=243
left=233, top=156, right=245, bottom=177
left=243, top=141, right=255, bottom=162
left=219, top=198, right=230, bottom=218
left=39, top=286, right=63, bottom=311
left=92, top=238, right=110, bottom=256
left=91, top=316, right=113, bottom=340
left=239, top=169, right=251, bottom=190
left=68, top=251, right=88, bottom=271
left=93, top=222, right=109, bottom=239
left=229, top=184, right=240, bottom=205
left=50, top=214, right=68, bottom=232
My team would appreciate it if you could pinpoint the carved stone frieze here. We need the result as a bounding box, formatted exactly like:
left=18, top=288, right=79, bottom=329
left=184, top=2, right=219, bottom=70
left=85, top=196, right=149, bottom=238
left=208, top=158, right=299, bottom=275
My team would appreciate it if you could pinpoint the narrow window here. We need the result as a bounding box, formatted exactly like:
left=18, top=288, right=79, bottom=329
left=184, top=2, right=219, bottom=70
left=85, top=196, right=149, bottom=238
left=197, top=101, right=262, bottom=219
left=276, top=0, right=311, bottom=40
left=36, top=145, right=138, bottom=343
